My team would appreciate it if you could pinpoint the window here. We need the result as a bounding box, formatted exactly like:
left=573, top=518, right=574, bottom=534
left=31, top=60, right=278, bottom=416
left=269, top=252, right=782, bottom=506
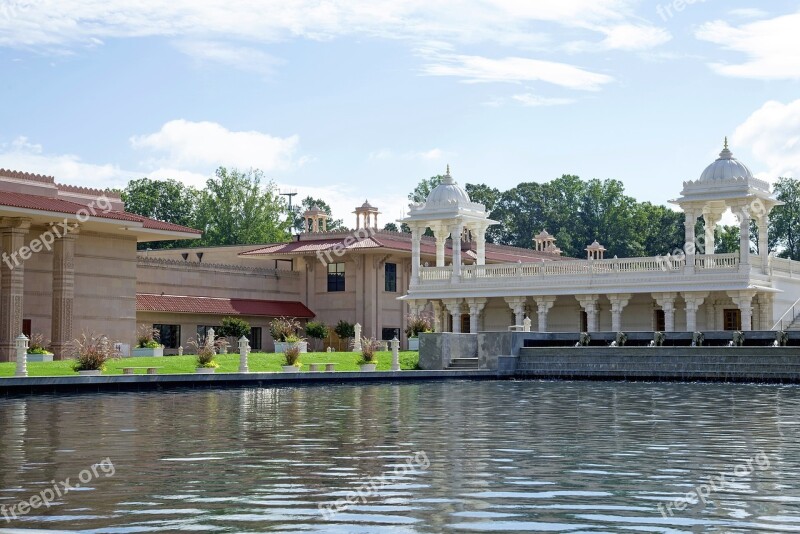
left=654, top=310, right=665, bottom=332
left=327, top=262, right=346, bottom=292
left=196, top=325, right=218, bottom=341
left=385, top=263, right=397, bottom=292
left=155, top=324, right=180, bottom=349
left=382, top=327, right=400, bottom=341
left=22, top=319, right=31, bottom=338
left=580, top=311, right=588, bottom=332
left=724, top=309, right=742, bottom=331
left=250, top=327, right=262, bottom=350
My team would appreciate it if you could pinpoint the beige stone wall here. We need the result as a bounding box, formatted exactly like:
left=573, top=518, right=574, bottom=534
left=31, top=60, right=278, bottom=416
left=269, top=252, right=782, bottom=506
left=141, top=245, right=293, bottom=269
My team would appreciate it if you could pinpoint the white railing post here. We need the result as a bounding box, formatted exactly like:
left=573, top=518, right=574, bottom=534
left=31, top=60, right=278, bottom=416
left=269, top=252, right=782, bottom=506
left=390, top=336, right=400, bottom=371
left=238, top=336, right=250, bottom=373
left=15, top=333, right=29, bottom=377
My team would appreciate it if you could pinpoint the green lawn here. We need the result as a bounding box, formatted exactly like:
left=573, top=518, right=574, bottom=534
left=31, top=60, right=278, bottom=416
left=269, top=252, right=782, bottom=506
left=0, top=351, right=420, bottom=377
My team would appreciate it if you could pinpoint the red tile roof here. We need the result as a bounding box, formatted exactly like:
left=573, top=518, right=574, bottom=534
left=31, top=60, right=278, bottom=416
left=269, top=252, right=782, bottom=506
left=0, top=191, right=201, bottom=234
left=136, top=294, right=315, bottom=318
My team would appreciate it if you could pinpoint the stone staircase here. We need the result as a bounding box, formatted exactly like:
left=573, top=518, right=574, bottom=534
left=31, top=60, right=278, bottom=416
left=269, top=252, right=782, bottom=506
left=448, top=357, right=480, bottom=370
left=789, top=314, right=800, bottom=331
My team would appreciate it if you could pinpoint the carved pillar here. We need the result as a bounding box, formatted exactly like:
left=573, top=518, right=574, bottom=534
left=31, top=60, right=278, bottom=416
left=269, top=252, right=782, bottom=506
left=474, top=226, right=487, bottom=266
left=51, top=229, right=79, bottom=360
left=575, top=295, right=599, bottom=332
left=703, top=206, right=723, bottom=255
left=442, top=298, right=463, bottom=333
left=533, top=296, right=556, bottom=333
left=728, top=290, right=756, bottom=331
left=450, top=223, right=463, bottom=281
left=652, top=292, right=678, bottom=332
left=504, top=296, right=527, bottom=327
left=735, top=203, right=751, bottom=268
left=608, top=293, right=632, bottom=332
left=684, top=207, right=697, bottom=272
left=758, top=293, right=774, bottom=330
left=430, top=300, right=443, bottom=333
left=0, top=218, right=31, bottom=362
left=465, top=298, right=487, bottom=334
left=681, top=292, right=708, bottom=332
left=757, top=214, right=770, bottom=274
left=410, top=225, right=422, bottom=285
left=432, top=225, right=448, bottom=267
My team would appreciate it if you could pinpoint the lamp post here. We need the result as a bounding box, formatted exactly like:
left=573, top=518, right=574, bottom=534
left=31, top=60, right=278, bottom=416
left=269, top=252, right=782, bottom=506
left=15, top=333, right=29, bottom=377
left=390, top=337, right=400, bottom=371
left=238, top=336, right=250, bottom=373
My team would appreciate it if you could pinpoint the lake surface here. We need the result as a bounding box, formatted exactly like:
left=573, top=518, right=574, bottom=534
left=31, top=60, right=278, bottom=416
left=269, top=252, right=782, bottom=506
left=1, top=380, right=799, bottom=533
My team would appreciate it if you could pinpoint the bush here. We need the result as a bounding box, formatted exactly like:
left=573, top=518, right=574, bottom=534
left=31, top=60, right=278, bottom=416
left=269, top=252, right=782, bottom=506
left=218, top=317, right=251, bottom=340
left=405, top=314, right=432, bottom=338
left=187, top=334, right=227, bottom=368
left=68, top=332, right=119, bottom=372
left=136, top=324, right=161, bottom=349
left=334, top=320, right=355, bottom=341
left=357, top=337, right=382, bottom=365
left=27, top=333, right=52, bottom=355
left=269, top=317, right=300, bottom=342
left=305, top=321, right=329, bottom=350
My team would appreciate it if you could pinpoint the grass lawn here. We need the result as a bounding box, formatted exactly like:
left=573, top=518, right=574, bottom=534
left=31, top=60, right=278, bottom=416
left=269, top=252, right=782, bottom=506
left=0, top=351, right=420, bottom=377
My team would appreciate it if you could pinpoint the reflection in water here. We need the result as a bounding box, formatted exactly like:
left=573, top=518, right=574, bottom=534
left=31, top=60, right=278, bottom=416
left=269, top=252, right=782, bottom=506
left=0, top=381, right=799, bottom=532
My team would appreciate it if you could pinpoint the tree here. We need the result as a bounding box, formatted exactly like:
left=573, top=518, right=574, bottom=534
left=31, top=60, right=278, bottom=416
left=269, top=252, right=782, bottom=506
left=383, top=222, right=400, bottom=232
left=218, top=317, right=251, bottom=340
left=304, top=321, right=329, bottom=351
left=294, top=196, right=347, bottom=233
left=121, top=177, right=200, bottom=250
left=408, top=175, right=445, bottom=203
left=334, top=320, right=355, bottom=351
left=194, top=167, right=292, bottom=246
left=770, top=178, right=800, bottom=260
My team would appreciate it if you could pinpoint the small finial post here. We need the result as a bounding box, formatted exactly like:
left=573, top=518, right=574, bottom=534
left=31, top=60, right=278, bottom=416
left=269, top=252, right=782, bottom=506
left=724, top=136, right=728, bottom=150
left=446, top=164, right=450, bottom=176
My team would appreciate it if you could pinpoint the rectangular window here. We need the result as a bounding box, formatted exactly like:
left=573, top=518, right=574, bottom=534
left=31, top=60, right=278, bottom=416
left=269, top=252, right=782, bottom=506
left=382, top=327, right=400, bottom=341
left=385, top=263, right=397, bottom=292
left=580, top=311, right=588, bottom=333
left=461, top=314, right=470, bottom=333
left=250, top=327, right=262, bottom=350
left=196, top=325, right=216, bottom=340
left=327, top=262, right=346, bottom=292
left=724, top=309, right=742, bottom=331
left=654, top=310, right=666, bottom=332
left=155, top=324, right=180, bottom=349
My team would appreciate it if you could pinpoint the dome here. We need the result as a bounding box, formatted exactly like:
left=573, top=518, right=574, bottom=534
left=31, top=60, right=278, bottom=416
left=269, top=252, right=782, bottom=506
left=699, top=139, right=754, bottom=182
left=426, top=166, right=471, bottom=205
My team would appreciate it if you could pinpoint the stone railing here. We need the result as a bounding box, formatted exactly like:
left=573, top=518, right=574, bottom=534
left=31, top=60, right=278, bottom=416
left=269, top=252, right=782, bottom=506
left=771, top=256, right=800, bottom=277
left=417, top=253, right=739, bottom=285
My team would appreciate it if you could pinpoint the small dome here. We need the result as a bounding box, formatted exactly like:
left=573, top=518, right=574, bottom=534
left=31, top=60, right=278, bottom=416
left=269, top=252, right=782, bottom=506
left=426, top=165, right=471, bottom=205
left=699, top=139, right=754, bottom=182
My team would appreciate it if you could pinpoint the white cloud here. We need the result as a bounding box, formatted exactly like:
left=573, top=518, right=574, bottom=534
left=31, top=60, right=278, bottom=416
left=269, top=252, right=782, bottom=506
left=173, top=40, right=284, bottom=75
left=732, top=99, right=800, bottom=180
left=512, top=93, right=575, bottom=107
left=421, top=53, right=613, bottom=90
left=596, top=24, right=671, bottom=51
left=696, top=11, right=800, bottom=79
left=416, top=148, right=444, bottom=160
left=728, top=8, right=769, bottom=19
left=130, top=119, right=301, bottom=173
left=0, top=136, right=135, bottom=189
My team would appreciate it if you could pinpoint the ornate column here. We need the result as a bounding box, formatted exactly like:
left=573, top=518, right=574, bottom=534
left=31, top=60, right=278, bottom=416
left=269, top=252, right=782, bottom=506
left=442, top=298, right=463, bottom=333
left=652, top=292, right=677, bottom=332
left=758, top=293, right=774, bottom=330
left=465, top=297, right=487, bottom=334
left=735, top=203, right=751, bottom=268
left=533, top=296, right=556, bottom=332
left=0, top=218, right=31, bottom=362
left=757, top=213, right=770, bottom=274
left=607, top=293, right=632, bottom=332
left=575, top=295, right=599, bottom=332
left=684, top=207, right=697, bottom=272
left=51, top=228, right=79, bottom=360
left=728, top=290, right=756, bottom=331
left=703, top=206, right=723, bottom=255
left=474, top=226, right=487, bottom=266
left=410, top=225, right=422, bottom=286
left=430, top=300, right=443, bottom=333
left=450, top=223, right=463, bottom=282
left=504, top=296, right=527, bottom=327
left=681, top=292, right=708, bottom=332
left=432, top=225, right=448, bottom=267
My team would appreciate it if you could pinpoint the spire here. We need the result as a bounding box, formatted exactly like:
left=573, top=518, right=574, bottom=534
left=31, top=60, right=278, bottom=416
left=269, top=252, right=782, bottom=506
left=442, top=164, right=455, bottom=185
left=724, top=136, right=728, bottom=150
left=718, top=137, right=733, bottom=160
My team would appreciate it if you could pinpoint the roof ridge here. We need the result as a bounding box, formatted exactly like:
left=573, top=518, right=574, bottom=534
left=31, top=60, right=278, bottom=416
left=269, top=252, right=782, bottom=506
left=0, top=168, right=55, bottom=184
left=56, top=182, right=122, bottom=199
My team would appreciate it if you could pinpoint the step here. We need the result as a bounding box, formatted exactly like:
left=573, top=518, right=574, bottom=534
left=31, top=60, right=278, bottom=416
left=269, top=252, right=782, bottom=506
left=449, top=358, right=479, bottom=369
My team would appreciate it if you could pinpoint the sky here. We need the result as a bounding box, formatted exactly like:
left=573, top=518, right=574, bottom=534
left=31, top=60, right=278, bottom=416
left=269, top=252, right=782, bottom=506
left=2, top=0, right=800, bottom=226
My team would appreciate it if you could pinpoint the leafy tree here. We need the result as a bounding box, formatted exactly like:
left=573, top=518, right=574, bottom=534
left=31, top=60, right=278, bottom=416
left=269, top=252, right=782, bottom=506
left=408, top=175, right=445, bottom=203
left=194, top=167, right=292, bottom=246
left=294, top=196, right=347, bottom=232
left=121, top=177, right=200, bottom=250
left=334, top=320, right=355, bottom=350
left=218, top=317, right=251, bottom=340
left=304, top=321, right=330, bottom=350
left=770, top=177, right=800, bottom=260
left=383, top=222, right=400, bottom=232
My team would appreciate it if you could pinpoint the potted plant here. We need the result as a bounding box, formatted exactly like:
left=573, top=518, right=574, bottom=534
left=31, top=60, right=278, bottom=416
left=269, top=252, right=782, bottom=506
left=188, top=333, right=227, bottom=374
left=26, top=333, right=54, bottom=362
left=282, top=344, right=302, bottom=372
left=405, top=314, right=432, bottom=351
left=653, top=331, right=666, bottom=347
left=732, top=330, right=745, bottom=347
left=68, top=331, right=119, bottom=376
left=270, top=317, right=306, bottom=353
left=132, top=324, right=163, bottom=357
left=304, top=321, right=329, bottom=351
left=357, top=337, right=381, bottom=371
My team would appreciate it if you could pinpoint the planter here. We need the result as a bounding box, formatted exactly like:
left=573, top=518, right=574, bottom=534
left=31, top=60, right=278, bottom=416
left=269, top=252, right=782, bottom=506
left=27, top=352, right=53, bottom=362
left=274, top=341, right=308, bottom=354
left=78, top=370, right=101, bottom=376
left=132, top=347, right=163, bottom=358
left=360, top=363, right=377, bottom=372
left=408, top=338, right=419, bottom=351
left=282, top=365, right=300, bottom=373
left=195, top=367, right=216, bottom=374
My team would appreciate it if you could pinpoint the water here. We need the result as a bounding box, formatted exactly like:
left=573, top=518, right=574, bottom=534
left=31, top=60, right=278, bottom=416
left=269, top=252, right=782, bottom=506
left=1, top=380, right=799, bottom=533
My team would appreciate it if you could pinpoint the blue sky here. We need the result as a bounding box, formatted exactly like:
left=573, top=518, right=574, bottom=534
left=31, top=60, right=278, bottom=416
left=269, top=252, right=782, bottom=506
left=1, top=0, right=800, bottom=225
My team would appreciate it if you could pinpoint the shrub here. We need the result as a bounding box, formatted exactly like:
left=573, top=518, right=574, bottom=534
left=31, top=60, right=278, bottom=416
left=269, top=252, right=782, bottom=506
left=187, top=334, right=227, bottom=368
left=284, top=345, right=301, bottom=367
left=334, top=320, right=355, bottom=340
left=27, top=333, right=52, bottom=355
left=357, top=337, right=382, bottom=365
left=305, top=321, right=329, bottom=350
left=218, top=317, right=251, bottom=340
left=405, top=314, right=432, bottom=338
left=136, top=324, right=161, bottom=349
left=68, top=331, right=119, bottom=372
left=269, top=317, right=300, bottom=342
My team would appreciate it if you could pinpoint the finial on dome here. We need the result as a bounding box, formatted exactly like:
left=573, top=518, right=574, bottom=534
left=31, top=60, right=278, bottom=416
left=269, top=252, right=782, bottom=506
left=446, top=164, right=450, bottom=176
left=724, top=136, right=728, bottom=150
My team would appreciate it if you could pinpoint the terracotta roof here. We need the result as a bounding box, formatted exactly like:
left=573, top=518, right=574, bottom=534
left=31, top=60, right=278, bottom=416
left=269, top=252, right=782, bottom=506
left=241, top=230, right=573, bottom=262
left=0, top=191, right=201, bottom=235
left=136, top=294, right=315, bottom=318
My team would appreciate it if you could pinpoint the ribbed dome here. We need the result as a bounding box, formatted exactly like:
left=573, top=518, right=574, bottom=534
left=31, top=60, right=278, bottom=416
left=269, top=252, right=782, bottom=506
left=699, top=141, right=754, bottom=182
left=426, top=167, right=471, bottom=205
